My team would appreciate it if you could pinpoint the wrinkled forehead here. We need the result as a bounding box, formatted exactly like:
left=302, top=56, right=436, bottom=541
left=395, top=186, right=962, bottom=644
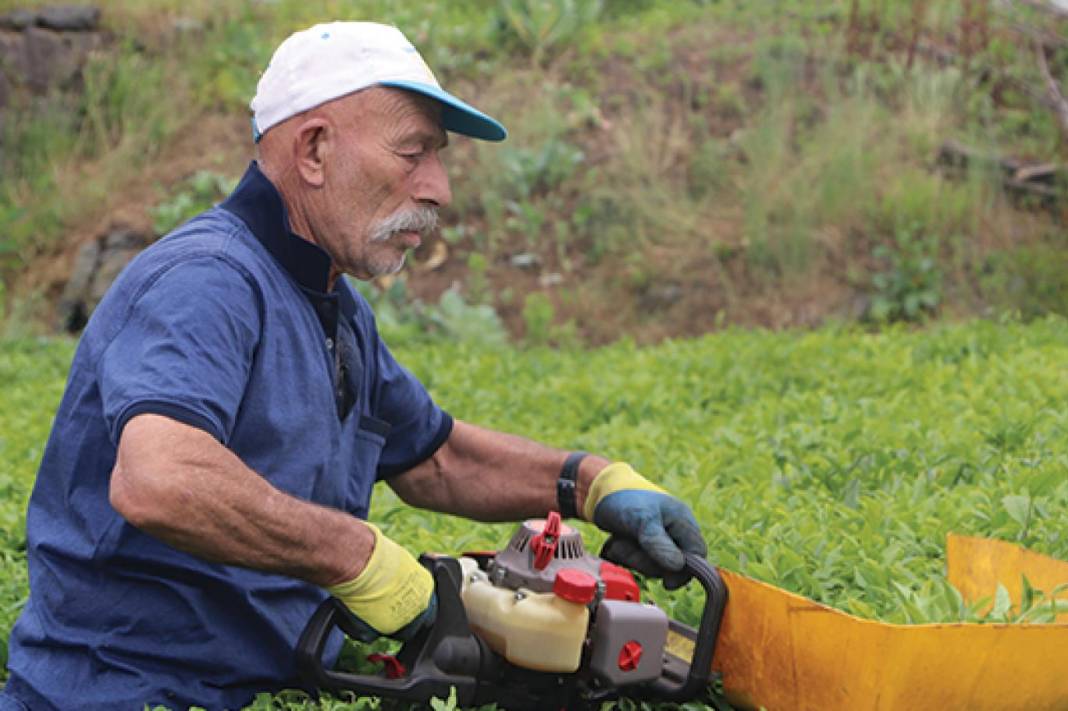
left=335, top=86, right=446, bottom=144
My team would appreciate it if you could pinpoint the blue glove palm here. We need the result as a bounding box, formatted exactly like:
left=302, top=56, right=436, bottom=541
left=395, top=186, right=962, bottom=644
left=586, top=464, right=707, bottom=590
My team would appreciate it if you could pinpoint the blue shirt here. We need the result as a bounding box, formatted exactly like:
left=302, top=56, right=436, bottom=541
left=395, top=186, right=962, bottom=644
left=1, top=163, right=452, bottom=710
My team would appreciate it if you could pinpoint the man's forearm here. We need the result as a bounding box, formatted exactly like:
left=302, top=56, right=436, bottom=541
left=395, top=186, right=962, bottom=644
left=110, top=414, right=371, bottom=587
left=388, top=419, right=609, bottom=521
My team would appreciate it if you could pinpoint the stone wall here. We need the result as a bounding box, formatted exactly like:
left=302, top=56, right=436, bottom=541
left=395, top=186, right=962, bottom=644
left=0, top=5, right=103, bottom=113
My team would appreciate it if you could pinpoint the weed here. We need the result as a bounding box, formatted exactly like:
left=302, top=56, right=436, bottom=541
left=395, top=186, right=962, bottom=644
left=151, top=171, right=238, bottom=236
left=493, top=0, right=603, bottom=65
left=499, top=139, right=585, bottom=200
left=867, top=226, right=943, bottom=323
left=520, top=291, right=554, bottom=345
left=465, top=252, right=491, bottom=304
left=351, top=277, right=506, bottom=347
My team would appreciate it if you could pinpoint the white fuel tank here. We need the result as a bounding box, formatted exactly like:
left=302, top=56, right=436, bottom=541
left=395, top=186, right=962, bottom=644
left=458, top=557, right=589, bottom=672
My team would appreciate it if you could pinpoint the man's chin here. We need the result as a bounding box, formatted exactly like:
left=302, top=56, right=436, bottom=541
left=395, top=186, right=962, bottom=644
left=368, top=253, right=406, bottom=278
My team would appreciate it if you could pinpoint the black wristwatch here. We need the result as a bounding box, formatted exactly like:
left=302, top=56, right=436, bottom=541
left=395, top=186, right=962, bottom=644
left=556, top=451, right=588, bottom=519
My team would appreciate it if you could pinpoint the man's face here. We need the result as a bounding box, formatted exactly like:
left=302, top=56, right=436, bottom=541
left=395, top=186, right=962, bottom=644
left=313, top=88, right=452, bottom=281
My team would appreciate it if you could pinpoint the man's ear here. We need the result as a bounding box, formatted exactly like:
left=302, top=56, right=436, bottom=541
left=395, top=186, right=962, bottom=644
left=292, top=117, right=331, bottom=187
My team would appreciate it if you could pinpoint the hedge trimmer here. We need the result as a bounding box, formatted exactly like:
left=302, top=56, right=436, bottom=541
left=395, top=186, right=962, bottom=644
left=297, top=510, right=728, bottom=710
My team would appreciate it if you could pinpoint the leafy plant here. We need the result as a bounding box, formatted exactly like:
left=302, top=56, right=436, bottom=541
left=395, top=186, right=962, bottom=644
left=499, top=139, right=585, bottom=201
left=494, top=0, right=604, bottom=64
left=867, top=226, right=943, bottom=323
left=351, top=278, right=507, bottom=347
left=520, top=291, right=555, bottom=345
left=150, top=171, right=238, bottom=236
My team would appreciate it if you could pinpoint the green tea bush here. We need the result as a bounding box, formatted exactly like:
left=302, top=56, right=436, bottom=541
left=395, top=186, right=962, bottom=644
left=3, top=318, right=1068, bottom=707
left=0, top=338, right=76, bottom=677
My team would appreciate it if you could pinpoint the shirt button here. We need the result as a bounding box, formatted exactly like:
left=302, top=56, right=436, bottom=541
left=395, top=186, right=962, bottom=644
left=325, top=337, right=334, bottom=349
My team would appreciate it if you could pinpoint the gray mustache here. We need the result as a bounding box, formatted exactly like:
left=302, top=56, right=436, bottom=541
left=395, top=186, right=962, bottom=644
left=369, top=206, right=439, bottom=243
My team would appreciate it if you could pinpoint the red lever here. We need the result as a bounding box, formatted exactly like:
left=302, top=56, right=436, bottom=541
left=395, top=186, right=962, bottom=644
left=617, top=641, right=643, bottom=671
left=367, top=653, right=407, bottom=679
left=530, top=511, right=562, bottom=570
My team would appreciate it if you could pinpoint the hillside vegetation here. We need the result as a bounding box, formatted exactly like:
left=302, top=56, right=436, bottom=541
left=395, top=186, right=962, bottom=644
left=1, top=0, right=1068, bottom=341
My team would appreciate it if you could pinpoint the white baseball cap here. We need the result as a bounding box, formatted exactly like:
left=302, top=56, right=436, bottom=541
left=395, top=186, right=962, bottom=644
left=250, top=21, right=506, bottom=142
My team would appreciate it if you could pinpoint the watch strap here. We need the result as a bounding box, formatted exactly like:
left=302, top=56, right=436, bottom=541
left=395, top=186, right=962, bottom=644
left=556, top=451, right=588, bottom=519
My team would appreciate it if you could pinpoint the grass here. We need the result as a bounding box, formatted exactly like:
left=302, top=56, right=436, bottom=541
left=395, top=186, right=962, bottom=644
left=2, top=316, right=1068, bottom=707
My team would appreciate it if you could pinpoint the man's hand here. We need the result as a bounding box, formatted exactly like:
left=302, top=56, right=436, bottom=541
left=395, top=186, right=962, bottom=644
left=326, top=523, right=436, bottom=641
left=584, top=462, right=707, bottom=590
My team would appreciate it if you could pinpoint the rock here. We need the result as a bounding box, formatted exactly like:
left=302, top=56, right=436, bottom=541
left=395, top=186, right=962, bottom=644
left=0, top=14, right=103, bottom=96
left=88, top=228, right=145, bottom=308
left=639, top=281, right=684, bottom=311
left=103, top=227, right=144, bottom=251
left=21, top=26, right=101, bottom=92
left=538, top=272, right=564, bottom=287
left=56, top=239, right=101, bottom=332
left=0, top=30, right=25, bottom=86
left=171, top=17, right=204, bottom=34
left=509, top=252, right=541, bottom=270
left=21, top=27, right=65, bottom=92
left=0, top=10, right=35, bottom=31
left=56, top=227, right=149, bottom=333
left=37, top=6, right=101, bottom=32
left=87, top=249, right=132, bottom=309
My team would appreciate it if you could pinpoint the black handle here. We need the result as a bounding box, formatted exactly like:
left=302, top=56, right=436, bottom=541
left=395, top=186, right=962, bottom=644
left=646, top=553, right=728, bottom=701
left=295, top=556, right=492, bottom=705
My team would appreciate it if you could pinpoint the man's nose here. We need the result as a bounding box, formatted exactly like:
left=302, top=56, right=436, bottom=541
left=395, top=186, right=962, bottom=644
left=414, top=151, right=452, bottom=208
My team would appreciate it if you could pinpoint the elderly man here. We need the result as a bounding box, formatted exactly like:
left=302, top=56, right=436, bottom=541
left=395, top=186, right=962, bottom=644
left=0, top=22, right=706, bottom=711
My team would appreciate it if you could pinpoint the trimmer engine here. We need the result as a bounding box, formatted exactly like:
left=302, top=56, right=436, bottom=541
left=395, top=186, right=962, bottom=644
left=459, top=511, right=670, bottom=686
left=297, top=511, right=727, bottom=710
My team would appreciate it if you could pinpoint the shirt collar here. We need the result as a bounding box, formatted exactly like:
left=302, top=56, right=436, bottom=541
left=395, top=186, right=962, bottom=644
left=220, top=161, right=333, bottom=294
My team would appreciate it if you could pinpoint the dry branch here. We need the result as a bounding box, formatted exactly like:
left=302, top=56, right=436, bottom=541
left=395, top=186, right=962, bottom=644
left=937, top=139, right=1066, bottom=208
left=1034, top=40, right=1068, bottom=138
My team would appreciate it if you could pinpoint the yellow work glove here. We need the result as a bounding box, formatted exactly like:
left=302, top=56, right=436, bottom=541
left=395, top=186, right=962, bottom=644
left=585, top=462, right=707, bottom=590
left=326, top=522, right=435, bottom=641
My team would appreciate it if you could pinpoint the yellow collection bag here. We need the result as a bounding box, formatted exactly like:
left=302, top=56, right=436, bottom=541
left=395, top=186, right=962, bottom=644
left=668, top=534, right=1068, bottom=710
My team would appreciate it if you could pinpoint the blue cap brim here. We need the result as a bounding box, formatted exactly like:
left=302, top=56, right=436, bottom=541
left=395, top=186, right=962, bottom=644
left=379, top=80, right=507, bottom=142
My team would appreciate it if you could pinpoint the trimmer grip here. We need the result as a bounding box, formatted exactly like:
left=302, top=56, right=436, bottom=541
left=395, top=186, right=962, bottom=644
left=295, top=557, right=490, bottom=705
left=647, top=553, right=728, bottom=701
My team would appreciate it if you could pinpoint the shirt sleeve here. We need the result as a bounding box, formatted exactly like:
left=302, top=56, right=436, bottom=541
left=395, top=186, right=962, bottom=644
left=371, top=335, right=453, bottom=480
left=97, top=256, right=262, bottom=446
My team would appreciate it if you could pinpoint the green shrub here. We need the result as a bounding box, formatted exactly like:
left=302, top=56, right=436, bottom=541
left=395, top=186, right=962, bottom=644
left=352, top=278, right=507, bottom=347
left=5, top=318, right=1068, bottom=706
left=867, top=226, right=943, bottom=323
left=151, top=171, right=238, bottom=236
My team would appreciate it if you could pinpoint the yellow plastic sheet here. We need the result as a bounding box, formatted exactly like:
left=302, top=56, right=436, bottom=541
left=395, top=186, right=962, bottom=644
left=946, top=533, right=1068, bottom=623
left=701, top=535, right=1068, bottom=710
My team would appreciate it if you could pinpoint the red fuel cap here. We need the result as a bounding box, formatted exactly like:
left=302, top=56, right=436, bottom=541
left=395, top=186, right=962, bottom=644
left=552, top=568, right=597, bottom=604
left=618, top=641, right=643, bottom=671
